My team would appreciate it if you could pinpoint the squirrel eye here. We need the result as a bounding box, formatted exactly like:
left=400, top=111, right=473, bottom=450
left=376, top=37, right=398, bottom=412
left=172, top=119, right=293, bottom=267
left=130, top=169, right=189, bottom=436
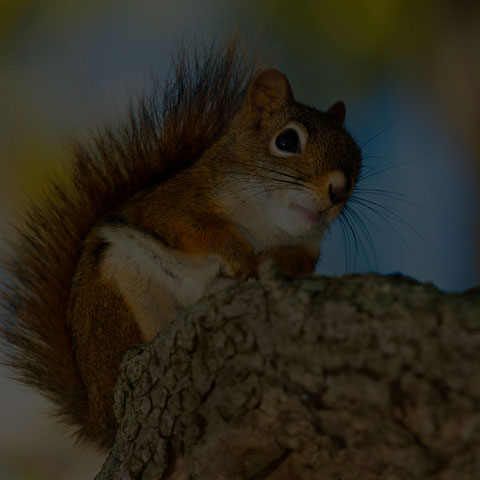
left=270, top=123, right=307, bottom=157
left=275, top=129, right=299, bottom=152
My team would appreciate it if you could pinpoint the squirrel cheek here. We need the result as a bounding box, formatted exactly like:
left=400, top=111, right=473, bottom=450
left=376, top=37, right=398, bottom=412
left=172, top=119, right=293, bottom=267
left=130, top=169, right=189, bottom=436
left=265, top=194, right=324, bottom=236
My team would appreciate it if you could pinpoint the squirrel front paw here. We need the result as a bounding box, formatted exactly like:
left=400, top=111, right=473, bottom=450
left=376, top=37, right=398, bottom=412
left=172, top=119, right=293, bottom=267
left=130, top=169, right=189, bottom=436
left=255, top=246, right=318, bottom=276
left=221, top=244, right=256, bottom=282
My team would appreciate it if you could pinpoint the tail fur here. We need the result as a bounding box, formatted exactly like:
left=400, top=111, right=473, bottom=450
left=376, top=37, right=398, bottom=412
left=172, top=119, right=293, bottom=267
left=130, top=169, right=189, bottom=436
left=0, top=34, right=260, bottom=446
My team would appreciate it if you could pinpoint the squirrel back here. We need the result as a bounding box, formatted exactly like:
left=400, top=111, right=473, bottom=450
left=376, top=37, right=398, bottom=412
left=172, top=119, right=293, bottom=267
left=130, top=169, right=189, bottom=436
left=0, top=36, right=259, bottom=448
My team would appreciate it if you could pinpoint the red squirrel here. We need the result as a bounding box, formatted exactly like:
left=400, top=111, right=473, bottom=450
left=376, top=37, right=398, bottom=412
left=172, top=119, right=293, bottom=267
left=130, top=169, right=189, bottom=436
left=0, top=38, right=361, bottom=450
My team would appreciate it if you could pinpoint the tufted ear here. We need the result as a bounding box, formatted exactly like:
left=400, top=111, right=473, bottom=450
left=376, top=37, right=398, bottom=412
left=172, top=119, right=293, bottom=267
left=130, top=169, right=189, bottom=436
left=241, top=69, right=294, bottom=126
left=327, top=101, right=346, bottom=126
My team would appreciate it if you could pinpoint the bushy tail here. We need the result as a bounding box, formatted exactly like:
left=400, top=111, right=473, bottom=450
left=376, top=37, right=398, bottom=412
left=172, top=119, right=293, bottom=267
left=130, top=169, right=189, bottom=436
left=0, top=34, right=260, bottom=446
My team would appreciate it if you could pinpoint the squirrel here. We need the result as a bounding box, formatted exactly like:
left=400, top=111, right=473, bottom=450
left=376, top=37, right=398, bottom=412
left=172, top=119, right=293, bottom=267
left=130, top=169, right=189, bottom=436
left=0, top=37, right=361, bottom=451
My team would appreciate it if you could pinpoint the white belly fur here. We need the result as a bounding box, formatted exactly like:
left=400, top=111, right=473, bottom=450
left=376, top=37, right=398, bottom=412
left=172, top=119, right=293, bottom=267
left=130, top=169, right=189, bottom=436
left=99, top=225, right=222, bottom=340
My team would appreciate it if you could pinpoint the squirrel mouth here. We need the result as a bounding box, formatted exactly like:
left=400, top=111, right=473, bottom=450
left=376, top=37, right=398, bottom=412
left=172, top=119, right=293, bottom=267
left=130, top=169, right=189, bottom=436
left=290, top=204, right=323, bottom=224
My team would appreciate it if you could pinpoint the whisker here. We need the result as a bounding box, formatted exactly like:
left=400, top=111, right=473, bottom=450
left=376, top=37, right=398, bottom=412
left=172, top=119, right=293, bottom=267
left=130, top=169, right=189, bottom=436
left=353, top=188, right=420, bottom=207
left=350, top=195, right=431, bottom=246
left=338, top=207, right=363, bottom=269
left=255, top=163, right=310, bottom=183
left=361, top=154, right=391, bottom=163
left=337, top=212, right=355, bottom=270
left=346, top=202, right=392, bottom=248
left=227, top=183, right=303, bottom=206
left=257, top=167, right=307, bottom=184
left=343, top=205, right=378, bottom=269
left=357, top=164, right=377, bottom=180
left=359, top=120, right=398, bottom=150
left=348, top=199, right=421, bottom=258
left=228, top=171, right=306, bottom=189
left=360, top=155, right=423, bottom=181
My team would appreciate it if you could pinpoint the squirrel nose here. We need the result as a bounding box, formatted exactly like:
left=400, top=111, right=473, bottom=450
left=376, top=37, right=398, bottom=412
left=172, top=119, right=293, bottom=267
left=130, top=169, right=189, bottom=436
left=327, top=170, right=350, bottom=205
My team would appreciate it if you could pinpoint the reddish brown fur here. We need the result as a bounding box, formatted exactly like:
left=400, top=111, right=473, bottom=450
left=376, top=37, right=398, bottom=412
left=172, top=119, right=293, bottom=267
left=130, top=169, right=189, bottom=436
left=66, top=66, right=359, bottom=449
left=0, top=35, right=260, bottom=449
left=124, top=166, right=257, bottom=280
left=67, top=231, right=144, bottom=447
left=0, top=37, right=361, bottom=455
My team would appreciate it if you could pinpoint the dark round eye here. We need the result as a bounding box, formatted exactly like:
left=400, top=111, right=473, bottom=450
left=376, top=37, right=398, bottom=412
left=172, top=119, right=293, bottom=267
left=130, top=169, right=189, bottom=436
left=270, top=123, right=307, bottom=157
left=275, top=128, right=300, bottom=153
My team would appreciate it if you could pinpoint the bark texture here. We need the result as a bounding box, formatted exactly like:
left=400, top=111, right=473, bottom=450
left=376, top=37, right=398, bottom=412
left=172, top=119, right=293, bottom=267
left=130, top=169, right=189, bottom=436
left=96, top=262, right=480, bottom=480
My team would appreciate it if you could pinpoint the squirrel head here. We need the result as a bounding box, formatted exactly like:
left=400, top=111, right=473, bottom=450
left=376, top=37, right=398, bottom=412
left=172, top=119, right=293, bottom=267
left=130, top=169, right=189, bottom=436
left=213, top=68, right=362, bottom=238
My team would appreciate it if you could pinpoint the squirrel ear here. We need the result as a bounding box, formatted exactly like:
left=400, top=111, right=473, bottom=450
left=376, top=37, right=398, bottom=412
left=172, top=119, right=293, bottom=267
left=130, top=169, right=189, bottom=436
left=242, top=69, right=294, bottom=126
left=249, top=69, right=294, bottom=110
left=326, top=101, right=346, bottom=126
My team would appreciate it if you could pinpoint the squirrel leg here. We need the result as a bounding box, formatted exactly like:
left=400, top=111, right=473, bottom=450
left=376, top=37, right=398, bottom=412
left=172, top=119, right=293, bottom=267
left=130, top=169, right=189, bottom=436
left=169, top=216, right=257, bottom=282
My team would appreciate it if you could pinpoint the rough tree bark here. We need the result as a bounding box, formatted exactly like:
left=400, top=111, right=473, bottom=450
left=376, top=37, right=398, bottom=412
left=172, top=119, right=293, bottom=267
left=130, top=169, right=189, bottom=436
left=96, top=262, right=480, bottom=480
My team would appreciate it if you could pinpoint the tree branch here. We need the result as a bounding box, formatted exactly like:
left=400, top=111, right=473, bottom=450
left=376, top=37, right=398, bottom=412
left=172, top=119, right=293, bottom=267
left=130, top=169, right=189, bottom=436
left=96, top=262, right=480, bottom=480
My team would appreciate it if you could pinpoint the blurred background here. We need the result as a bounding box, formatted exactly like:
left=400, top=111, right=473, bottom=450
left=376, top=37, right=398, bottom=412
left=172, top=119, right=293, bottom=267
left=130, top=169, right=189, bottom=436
left=1, top=0, right=479, bottom=478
